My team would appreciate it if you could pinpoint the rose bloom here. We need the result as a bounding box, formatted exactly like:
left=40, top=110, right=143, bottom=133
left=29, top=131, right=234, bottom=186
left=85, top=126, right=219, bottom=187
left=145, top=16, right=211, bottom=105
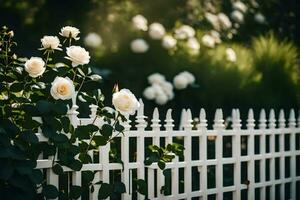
left=148, top=23, right=166, bottom=40
left=225, top=48, right=237, bottom=62
left=174, top=25, right=195, bottom=39
left=84, top=33, right=102, bottom=48
left=65, top=46, right=90, bottom=67
left=112, top=89, right=140, bottom=115
left=205, top=12, right=220, bottom=31
left=24, top=57, right=46, bottom=78
left=40, top=36, right=61, bottom=50
left=233, top=1, right=247, bottom=13
left=155, top=93, right=168, bottom=105
left=187, top=37, right=200, bottom=54
left=162, top=35, right=177, bottom=49
left=201, top=34, right=215, bottom=48
left=210, top=30, right=221, bottom=44
left=231, top=10, right=244, bottom=23
left=143, top=86, right=156, bottom=100
left=50, top=77, right=75, bottom=100
left=147, top=73, right=166, bottom=85
left=130, top=39, right=149, bottom=53
left=218, top=13, right=232, bottom=30
left=254, top=13, right=266, bottom=24
left=173, top=74, right=189, bottom=90
left=59, top=26, right=80, bottom=40
left=179, top=71, right=195, bottom=84
left=132, top=14, right=148, bottom=31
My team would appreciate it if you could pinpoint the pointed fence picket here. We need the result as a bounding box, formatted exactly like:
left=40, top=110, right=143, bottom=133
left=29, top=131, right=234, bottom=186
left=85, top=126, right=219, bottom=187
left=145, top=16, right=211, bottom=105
left=35, top=99, right=300, bottom=200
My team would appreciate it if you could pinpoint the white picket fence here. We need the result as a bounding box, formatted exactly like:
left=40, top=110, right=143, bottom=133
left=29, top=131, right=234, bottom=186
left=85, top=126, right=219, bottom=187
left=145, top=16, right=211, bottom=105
left=36, top=99, right=300, bottom=200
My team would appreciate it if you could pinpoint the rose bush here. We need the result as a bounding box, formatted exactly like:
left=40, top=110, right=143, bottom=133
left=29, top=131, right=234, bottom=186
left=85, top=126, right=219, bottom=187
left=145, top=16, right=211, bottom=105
left=0, top=26, right=184, bottom=199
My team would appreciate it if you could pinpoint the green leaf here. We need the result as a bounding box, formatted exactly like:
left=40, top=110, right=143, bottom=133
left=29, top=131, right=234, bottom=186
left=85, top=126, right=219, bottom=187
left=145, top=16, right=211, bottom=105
left=29, top=169, right=43, bottom=184
left=52, top=164, right=64, bottom=175
left=61, top=117, right=70, bottom=133
left=36, top=100, right=53, bottom=114
left=52, top=102, right=68, bottom=115
left=10, top=82, right=23, bottom=92
left=0, top=129, right=10, bottom=147
left=42, top=184, right=59, bottom=199
left=98, top=183, right=113, bottom=199
left=0, top=159, right=14, bottom=180
left=69, top=159, right=82, bottom=171
left=144, top=158, right=153, bottom=166
left=136, top=179, right=147, bottom=195
left=82, top=171, right=94, bottom=183
left=79, top=153, right=92, bottom=164
left=52, top=133, right=69, bottom=143
left=113, top=182, right=126, bottom=194
left=115, top=123, right=124, bottom=132
left=20, top=131, right=39, bottom=144
left=69, top=185, right=82, bottom=199
left=93, top=135, right=107, bottom=146
left=15, top=160, right=36, bottom=175
left=75, top=125, right=98, bottom=140
left=41, top=125, right=56, bottom=138
left=158, top=160, right=166, bottom=170
left=101, top=124, right=113, bottom=138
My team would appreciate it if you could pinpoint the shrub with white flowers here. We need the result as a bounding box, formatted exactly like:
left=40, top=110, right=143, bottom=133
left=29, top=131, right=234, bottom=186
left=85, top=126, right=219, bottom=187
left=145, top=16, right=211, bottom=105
left=0, top=26, right=184, bottom=199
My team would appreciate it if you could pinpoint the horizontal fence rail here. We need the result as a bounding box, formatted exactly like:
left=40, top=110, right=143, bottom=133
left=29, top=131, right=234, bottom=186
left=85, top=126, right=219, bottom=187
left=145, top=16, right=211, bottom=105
left=35, top=100, right=300, bottom=200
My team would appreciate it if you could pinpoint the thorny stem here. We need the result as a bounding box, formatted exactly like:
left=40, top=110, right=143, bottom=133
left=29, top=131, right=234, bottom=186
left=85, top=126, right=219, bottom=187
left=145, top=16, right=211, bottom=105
left=76, top=75, right=86, bottom=95
left=45, top=50, right=50, bottom=66
left=85, top=115, right=99, bottom=152
left=72, top=68, right=78, bottom=82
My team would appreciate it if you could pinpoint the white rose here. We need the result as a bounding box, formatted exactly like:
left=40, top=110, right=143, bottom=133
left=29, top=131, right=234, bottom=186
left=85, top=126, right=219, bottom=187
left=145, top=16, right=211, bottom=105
left=24, top=57, right=46, bottom=78
left=201, top=34, right=215, bottom=48
left=160, top=82, right=174, bottom=100
left=130, top=39, right=149, bottom=53
left=59, top=26, right=80, bottom=40
left=210, top=30, right=222, bottom=44
left=254, top=13, right=266, bottom=24
left=84, top=33, right=102, bottom=48
left=174, top=25, right=195, bottom=39
left=155, top=93, right=168, bottom=105
left=205, top=13, right=220, bottom=30
left=40, top=36, right=61, bottom=50
left=148, top=73, right=166, bottom=85
left=132, top=14, right=148, bottom=31
left=180, top=71, right=195, bottom=84
left=231, top=10, right=244, bottom=23
left=226, top=48, right=237, bottom=62
left=148, top=23, right=166, bottom=40
left=143, top=86, right=156, bottom=100
left=65, top=46, right=90, bottom=67
left=173, top=74, right=189, bottom=90
left=218, top=13, right=232, bottom=30
left=233, top=1, right=247, bottom=13
left=50, top=77, right=75, bottom=100
left=112, top=89, right=140, bottom=115
left=152, top=84, right=165, bottom=96
left=162, top=35, right=177, bottom=49
left=187, top=37, right=200, bottom=54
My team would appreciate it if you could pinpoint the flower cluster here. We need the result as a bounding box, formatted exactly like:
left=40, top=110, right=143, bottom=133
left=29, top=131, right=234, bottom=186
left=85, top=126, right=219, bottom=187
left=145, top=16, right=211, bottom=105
left=27, top=26, right=139, bottom=114
left=130, top=14, right=201, bottom=55
left=143, top=73, right=174, bottom=105
left=143, top=71, right=196, bottom=105
left=173, top=71, right=195, bottom=90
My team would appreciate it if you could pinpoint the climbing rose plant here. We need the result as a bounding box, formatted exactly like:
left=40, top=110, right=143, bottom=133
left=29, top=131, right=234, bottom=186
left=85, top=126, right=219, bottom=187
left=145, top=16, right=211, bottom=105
left=0, top=26, right=184, bottom=199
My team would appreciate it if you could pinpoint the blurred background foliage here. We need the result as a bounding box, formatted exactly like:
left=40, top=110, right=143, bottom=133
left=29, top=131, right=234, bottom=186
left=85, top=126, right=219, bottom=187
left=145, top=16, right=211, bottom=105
left=1, top=0, right=299, bottom=123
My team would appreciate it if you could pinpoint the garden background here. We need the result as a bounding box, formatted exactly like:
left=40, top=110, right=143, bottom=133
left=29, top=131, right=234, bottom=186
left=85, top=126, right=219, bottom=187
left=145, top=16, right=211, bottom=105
left=1, top=0, right=299, bottom=124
